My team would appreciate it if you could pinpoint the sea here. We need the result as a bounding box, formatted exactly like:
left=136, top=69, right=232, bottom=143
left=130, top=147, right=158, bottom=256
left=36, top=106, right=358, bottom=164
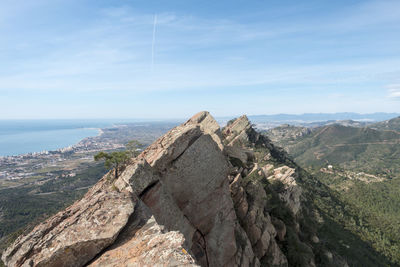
left=0, top=120, right=114, bottom=157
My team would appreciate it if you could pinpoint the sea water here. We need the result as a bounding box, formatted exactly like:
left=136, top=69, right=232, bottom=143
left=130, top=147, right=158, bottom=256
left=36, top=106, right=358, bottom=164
left=0, top=120, right=112, bottom=156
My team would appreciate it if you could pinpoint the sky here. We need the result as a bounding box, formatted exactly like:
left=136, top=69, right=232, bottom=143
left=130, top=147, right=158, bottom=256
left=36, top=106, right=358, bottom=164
left=0, top=0, right=400, bottom=119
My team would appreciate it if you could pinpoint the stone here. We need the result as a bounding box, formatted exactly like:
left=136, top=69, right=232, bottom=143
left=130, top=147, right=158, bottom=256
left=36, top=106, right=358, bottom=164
left=225, top=145, right=249, bottom=166
left=272, top=217, right=286, bottom=242
left=88, top=200, right=197, bottom=267
left=222, top=115, right=252, bottom=146
left=267, top=166, right=302, bottom=216
left=324, top=251, right=333, bottom=261
left=2, top=177, right=136, bottom=267
left=114, top=158, right=159, bottom=196
left=265, top=240, right=288, bottom=267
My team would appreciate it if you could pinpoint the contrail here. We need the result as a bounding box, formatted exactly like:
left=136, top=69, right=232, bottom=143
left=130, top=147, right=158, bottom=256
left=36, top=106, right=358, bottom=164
left=151, top=14, right=157, bottom=71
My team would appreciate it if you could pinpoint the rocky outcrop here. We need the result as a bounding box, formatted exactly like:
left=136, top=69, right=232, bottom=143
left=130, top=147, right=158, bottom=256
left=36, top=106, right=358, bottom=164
left=88, top=200, right=196, bottom=267
left=262, top=165, right=302, bottom=216
left=265, top=125, right=313, bottom=147
left=223, top=116, right=290, bottom=267
left=223, top=115, right=252, bottom=147
left=1, top=176, right=135, bottom=267
left=2, top=111, right=345, bottom=267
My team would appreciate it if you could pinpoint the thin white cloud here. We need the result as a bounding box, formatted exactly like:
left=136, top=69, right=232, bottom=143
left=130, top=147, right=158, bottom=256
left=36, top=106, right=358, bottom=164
left=1, top=1, right=400, bottom=95
left=151, top=14, right=157, bottom=71
left=387, top=84, right=400, bottom=99
left=1, top=58, right=400, bottom=94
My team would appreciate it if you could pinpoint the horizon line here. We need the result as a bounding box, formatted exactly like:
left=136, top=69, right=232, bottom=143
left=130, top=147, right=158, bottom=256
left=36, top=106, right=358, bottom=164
left=0, top=111, right=399, bottom=121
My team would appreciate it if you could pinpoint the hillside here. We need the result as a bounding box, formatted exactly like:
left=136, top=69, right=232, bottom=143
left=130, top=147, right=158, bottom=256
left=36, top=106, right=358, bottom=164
left=369, top=116, right=400, bottom=132
left=265, top=124, right=313, bottom=146
left=0, top=163, right=107, bottom=251
left=266, top=123, right=400, bottom=265
left=280, top=124, right=400, bottom=175
left=249, top=112, right=400, bottom=123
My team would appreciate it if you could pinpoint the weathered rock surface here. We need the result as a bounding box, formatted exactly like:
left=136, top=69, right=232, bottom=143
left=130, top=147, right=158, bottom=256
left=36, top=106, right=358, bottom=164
left=2, top=111, right=345, bottom=267
left=222, top=115, right=252, bottom=147
left=88, top=200, right=196, bottom=267
left=223, top=118, right=289, bottom=267
left=262, top=165, right=302, bottom=216
left=2, top=176, right=135, bottom=267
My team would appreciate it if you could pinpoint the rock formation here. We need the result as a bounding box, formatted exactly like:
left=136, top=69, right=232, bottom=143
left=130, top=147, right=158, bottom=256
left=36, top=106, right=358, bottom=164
left=2, top=111, right=346, bottom=267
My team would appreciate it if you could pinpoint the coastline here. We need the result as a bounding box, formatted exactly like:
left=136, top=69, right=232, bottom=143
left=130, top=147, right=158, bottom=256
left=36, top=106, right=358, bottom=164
left=0, top=127, right=103, bottom=158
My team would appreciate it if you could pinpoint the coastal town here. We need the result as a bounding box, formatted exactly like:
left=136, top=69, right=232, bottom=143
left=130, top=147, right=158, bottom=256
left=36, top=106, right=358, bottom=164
left=0, top=122, right=176, bottom=189
left=0, top=136, right=124, bottom=187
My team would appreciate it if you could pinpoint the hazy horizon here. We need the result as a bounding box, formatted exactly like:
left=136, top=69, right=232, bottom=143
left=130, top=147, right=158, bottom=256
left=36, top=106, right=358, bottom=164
left=0, top=111, right=398, bottom=121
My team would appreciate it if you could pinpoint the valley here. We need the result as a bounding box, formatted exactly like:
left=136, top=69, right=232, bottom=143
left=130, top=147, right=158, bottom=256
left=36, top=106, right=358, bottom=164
left=266, top=116, right=400, bottom=265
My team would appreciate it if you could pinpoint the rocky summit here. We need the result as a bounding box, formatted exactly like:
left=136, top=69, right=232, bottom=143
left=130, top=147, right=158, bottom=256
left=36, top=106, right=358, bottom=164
left=2, top=111, right=346, bottom=267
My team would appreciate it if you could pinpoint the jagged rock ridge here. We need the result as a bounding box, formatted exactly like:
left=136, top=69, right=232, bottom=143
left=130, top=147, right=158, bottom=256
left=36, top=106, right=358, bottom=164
left=2, top=111, right=346, bottom=267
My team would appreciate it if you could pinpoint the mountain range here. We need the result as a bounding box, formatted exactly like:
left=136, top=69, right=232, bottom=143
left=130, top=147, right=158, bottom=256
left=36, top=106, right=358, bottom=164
left=265, top=116, right=400, bottom=265
left=248, top=113, right=400, bottom=123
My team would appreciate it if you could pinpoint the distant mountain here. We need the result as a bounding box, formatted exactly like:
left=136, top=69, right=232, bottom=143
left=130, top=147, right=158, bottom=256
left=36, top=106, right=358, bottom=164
left=265, top=120, right=371, bottom=146
left=324, top=119, right=371, bottom=127
left=248, top=112, right=400, bottom=123
left=369, top=116, right=400, bottom=132
left=216, top=113, right=399, bottom=130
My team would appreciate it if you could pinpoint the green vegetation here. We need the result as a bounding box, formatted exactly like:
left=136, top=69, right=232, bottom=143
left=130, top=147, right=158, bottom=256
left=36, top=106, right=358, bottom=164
left=311, top=168, right=400, bottom=265
left=94, top=151, right=129, bottom=178
left=282, top=125, right=400, bottom=175
left=126, top=140, right=143, bottom=157
left=94, top=139, right=142, bottom=178
left=0, top=163, right=107, bottom=251
left=240, top=137, right=335, bottom=266
left=0, top=139, right=143, bottom=254
left=369, top=116, right=400, bottom=132
left=266, top=122, right=400, bottom=265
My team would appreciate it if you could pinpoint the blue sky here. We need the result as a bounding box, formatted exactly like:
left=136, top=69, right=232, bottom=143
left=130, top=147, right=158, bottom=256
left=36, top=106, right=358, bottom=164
left=1, top=0, right=400, bottom=119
